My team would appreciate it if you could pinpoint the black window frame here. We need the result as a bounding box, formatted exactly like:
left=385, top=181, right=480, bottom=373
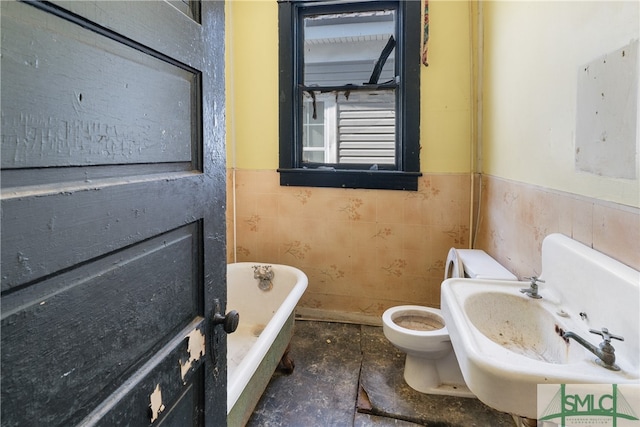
left=278, top=0, right=422, bottom=191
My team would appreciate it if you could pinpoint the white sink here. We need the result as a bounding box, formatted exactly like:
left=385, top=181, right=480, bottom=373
left=464, top=290, right=585, bottom=364
left=441, top=234, right=640, bottom=419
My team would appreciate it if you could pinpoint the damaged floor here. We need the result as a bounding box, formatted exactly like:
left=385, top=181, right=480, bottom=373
left=246, top=320, right=516, bottom=427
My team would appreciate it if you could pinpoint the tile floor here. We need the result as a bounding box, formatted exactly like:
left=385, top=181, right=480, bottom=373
left=246, top=320, right=517, bottom=427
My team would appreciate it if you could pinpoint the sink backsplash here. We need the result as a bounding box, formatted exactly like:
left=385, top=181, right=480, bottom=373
left=539, top=234, right=640, bottom=373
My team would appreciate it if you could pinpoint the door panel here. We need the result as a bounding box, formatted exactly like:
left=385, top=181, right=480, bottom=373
left=78, top=318, right=207, bottom=427
left=1, top=6, right=196, bottom=169
left=2, top=176, right=207, bottom=292
left=1, top=1, right=227, bottom=426
left=1, top=225, right=202, bottom=425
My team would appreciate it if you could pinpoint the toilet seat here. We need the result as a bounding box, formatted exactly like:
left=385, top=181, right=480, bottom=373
left=382, top=306, right=451, bottom=358
left=383, top=305, right=448, bottom=337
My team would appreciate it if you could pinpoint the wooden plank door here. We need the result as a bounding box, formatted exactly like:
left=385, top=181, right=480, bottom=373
left=1, top=1, right=228, bottom=425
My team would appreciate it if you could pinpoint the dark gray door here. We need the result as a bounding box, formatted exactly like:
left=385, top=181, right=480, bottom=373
left=1, top=1, right=227, bottom=425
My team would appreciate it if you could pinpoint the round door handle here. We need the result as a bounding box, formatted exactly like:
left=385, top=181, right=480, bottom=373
left=213, top=310, right=239, bottom=334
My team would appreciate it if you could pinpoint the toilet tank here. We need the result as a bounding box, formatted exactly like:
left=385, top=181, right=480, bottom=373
left=446, top=248, right=517, bottom=280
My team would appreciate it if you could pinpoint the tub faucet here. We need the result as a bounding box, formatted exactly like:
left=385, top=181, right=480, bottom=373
left=520, top=276, right=544, bottom=299
left=562, top=327, right=624, bottom=371
left=253, top=265, right=274, bottom=291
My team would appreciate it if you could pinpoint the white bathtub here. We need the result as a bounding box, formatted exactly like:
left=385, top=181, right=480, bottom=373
left=226, top=262, right=308, bottom=425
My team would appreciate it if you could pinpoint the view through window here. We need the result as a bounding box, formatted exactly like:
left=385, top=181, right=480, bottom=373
left=302, top=8, right=397, bottom=166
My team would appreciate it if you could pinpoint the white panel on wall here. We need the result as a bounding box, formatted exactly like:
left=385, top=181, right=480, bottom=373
left=575, top=39, right=638, bottom=179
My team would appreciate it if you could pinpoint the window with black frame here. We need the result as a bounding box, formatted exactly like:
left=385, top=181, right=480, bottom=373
left=278, top=0, right=422, bottom=190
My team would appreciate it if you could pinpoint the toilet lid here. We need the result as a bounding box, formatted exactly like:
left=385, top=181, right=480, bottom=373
left=445, top=248, right=464, bottom=279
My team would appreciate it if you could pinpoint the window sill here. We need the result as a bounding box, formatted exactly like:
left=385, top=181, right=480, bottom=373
left=278, top=168, right=422, bottom=191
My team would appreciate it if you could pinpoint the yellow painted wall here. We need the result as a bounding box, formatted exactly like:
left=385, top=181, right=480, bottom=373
left=226, top=0, right=474, bottom=173
left=226, top=0, right=279, bottom=170
left=482, top=1, right=639, bottom=207
left=224, top=1, right=640, bottom=319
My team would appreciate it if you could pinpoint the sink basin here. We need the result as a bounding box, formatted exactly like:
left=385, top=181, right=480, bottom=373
left=464, top=292, right=583, bottom=364
left=441, top=234, right=640, bottom=419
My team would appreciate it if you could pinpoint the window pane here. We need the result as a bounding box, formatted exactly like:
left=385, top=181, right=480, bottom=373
left=303, top=10, right=396, bottom=87
left=305, top=125, right=324, bottom=148
left=338, top=89, right=395, bottom=164
left=303, top=99, right=325, bottom=149
left=302, top=89, right=396, bottom=165
left=302, top=150, right=325, bottom=163
left=303, top=96, right=325, bottom=121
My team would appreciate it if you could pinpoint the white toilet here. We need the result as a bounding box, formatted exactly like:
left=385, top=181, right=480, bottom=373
left=382, top=248, right=517, bottom=397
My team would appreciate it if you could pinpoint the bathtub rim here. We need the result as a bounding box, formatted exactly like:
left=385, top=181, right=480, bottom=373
left=226, top=262, right=308, bottom=413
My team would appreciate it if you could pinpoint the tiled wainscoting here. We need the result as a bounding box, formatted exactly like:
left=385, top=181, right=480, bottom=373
left=476, top=174, right=640, bottom=277
left=227, top=170, right=472, bottom=320
left=227, top=170, right=639, bottom=321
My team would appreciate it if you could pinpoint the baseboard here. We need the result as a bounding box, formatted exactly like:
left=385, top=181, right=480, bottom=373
left=295, top=307, right=382, bottom=327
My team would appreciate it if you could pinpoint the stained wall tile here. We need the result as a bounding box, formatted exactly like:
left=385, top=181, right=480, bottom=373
left=593, top=203, right=640, bottom=269
left=228, top=170, right=638, bottom=320
left=476, top=175, right=640, bottom=277
left=228, top=170, right=472, bottom=317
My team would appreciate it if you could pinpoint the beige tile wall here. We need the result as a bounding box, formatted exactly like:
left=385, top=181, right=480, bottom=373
left=475, top=175, right=640, bottom=278
left=227, top=170, right=639, bottom=322
left=226, top=169, right=472, bottom=320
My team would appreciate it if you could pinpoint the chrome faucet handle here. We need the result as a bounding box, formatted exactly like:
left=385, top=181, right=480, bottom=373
left=589, top=327, right=624, bottom=343
left=524, top=276, right=545, bottom=286
left=520, top=276, right=544, bottom=299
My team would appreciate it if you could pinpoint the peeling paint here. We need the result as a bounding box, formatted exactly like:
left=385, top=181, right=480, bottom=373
left=61, top=368, right=75, bottom=378
left=149, top=384, right=165, bottom=423
left=17, top=252, right=32, bottom=274
left=179, top=328, right=206, bottom=382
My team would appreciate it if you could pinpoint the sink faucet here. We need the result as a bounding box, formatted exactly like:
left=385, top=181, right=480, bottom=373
left=253, top=265, right=274, bottom=291
left=562, top=327, right=624, bottom=371
left=520, top=276, right=544, bottom=299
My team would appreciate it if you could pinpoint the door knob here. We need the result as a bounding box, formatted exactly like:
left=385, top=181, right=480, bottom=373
left=210, top=299, right=239, bottom=367
left=213, top=309, right=239, bottom=334
left=211, top=299, right=239, bottom=334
